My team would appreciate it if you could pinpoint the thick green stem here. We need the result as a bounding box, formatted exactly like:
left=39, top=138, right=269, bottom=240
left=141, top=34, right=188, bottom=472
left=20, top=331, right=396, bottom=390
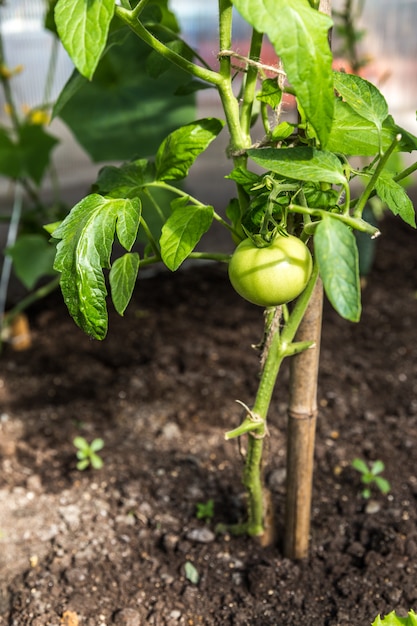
left=226, top=265, right=319, bottom=538
left=217, top=0, right=251, bottom=173
left=244, top=325, right=283, bottom=536
left=240, top=29, right=264, bottom=143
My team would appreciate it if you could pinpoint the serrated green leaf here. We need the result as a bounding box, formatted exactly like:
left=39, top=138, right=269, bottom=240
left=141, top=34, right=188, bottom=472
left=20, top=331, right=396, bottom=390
left=271, top=122, right=295, bottom=141
left=55, top=0, right=115, bottom=79
left=53, top=194, right=141, bottom=339
left=248, top=147, right=346, bottom=186
left=156, top=118, right=225, bottom=181
left=333, top=71, right=389, bottom=134
left=95, top=159, right=155, bottom=199
left=375, top=171, right=416, bottom=227
left=232, top=0, right=333, bottom=146
left=257, top=78, right=282, bottom=108
left=314, top=217, right=361, bottom=322
left=109, top=252, right=140, bottom=315
left=326, top=100, right=417, bottom=156
left=6, top=234, right=57, bottom=289
left=160, top=200, right=213, bottom=270
left=226, top=167, right=262, bottom=192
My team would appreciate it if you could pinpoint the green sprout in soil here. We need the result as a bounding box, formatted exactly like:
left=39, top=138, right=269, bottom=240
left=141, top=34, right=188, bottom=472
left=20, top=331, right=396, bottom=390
left=372, top=609, right=417, bottom=625
left=195, top=499, right=214, bottom=521
left=73, top=436, right=104, bottom=471
left=352, top=458, right=391, bottom=499
left=184, top=561, right=199, bottom=585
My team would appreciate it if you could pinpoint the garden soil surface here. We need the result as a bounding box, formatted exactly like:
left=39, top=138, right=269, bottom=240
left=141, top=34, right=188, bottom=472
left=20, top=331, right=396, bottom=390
left=0, top=213, right=416, bottom=626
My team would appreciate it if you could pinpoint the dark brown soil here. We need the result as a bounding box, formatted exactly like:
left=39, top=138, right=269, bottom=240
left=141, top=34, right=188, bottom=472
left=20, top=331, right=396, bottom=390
left=0, top=213, right=416, bottom=626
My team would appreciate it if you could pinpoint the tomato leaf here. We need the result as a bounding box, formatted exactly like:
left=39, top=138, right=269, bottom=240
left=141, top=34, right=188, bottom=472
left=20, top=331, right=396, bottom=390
left=314, top=217, right=361, bottom=322
left=333, top=72, right=389, bottom=135
left=53, top=194, right=141, bottom=339
left=256, top=78, right=282, bottom=108
left=232, top=0, right=333, bottom=146
left=18, top=124, right=59, bottom=185
left=248, top=146, right=346, bottom=186
left=160, top=198, right=214, bottom=270
left=0, top=125, right=58, bottom=185
left=109, top=252, right=140, bottom=315
left=54, top=0, right=115, bottom=80
left=6, top=234, right=57, bottom=289
left=95, top=159, right=156, bottom=199
left=326, top=100, right=417, bottom=156
left=375, top=171, right=416, bottom=228
left=156, top=118, right=225, bottom=181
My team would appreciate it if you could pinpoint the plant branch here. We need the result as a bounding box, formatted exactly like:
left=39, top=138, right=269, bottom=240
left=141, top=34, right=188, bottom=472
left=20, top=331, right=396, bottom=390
left=394, top=159, right=417, bottom=185
left=354, top=133, right=402, bottom=217
left=138, top=250, right=231, bottom=269
left=289, top=203, right=381, bottom=237
left=114, top=5, right=222, bottom=86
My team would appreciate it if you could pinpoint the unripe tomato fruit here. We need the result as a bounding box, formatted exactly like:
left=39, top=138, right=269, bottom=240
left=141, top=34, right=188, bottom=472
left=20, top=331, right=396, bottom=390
left=228, top=235, right=313, bottom=307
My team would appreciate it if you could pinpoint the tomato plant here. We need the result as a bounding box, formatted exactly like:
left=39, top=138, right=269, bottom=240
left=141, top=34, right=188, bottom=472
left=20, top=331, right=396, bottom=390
left=228, top=235, right=313, bottom=307
left=47, top=0, right=417, bottom=557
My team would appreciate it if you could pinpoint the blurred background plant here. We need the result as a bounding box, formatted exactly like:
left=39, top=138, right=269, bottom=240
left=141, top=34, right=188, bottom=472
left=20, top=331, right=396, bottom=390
left=0, top=0, right=196, bottom=349
left=0, top=3, right=64, bottom=348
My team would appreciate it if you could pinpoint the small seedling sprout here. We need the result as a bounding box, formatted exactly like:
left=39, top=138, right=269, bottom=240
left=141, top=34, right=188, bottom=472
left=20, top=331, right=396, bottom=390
left=352, top=458, right=391, bottom=499
left=184, top=561, right=199, bottom=585
left=372, top=609, right=417, bottom=625
left=73, top=436, right=104, bottom=471
left=195, top=499, right=214, bottom=521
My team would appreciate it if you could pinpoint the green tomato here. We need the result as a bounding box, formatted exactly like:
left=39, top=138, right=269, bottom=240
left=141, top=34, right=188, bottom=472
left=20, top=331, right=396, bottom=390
left=228, top=235, right=313, bottom=307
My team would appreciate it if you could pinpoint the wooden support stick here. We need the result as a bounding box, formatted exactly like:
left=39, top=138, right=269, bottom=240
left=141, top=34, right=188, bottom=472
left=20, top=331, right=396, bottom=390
left=284, top=278, right=323, bottom=559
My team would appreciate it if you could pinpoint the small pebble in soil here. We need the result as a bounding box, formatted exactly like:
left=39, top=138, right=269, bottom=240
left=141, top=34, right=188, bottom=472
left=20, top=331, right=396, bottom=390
left=162, top=532, right=180, bottom=552
left=185, top=527, right=215, bottom=543
left=267, top=467, right=286, bottom=490
left=365, top=500, right=381, bottom=514
left=112, top=608, right=142, bottom=626
left=168, top=609, right=181, bottom=620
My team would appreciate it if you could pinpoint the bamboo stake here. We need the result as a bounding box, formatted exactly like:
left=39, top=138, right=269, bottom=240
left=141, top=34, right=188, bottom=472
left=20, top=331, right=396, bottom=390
left=284, top=278, right=323, bottom=558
